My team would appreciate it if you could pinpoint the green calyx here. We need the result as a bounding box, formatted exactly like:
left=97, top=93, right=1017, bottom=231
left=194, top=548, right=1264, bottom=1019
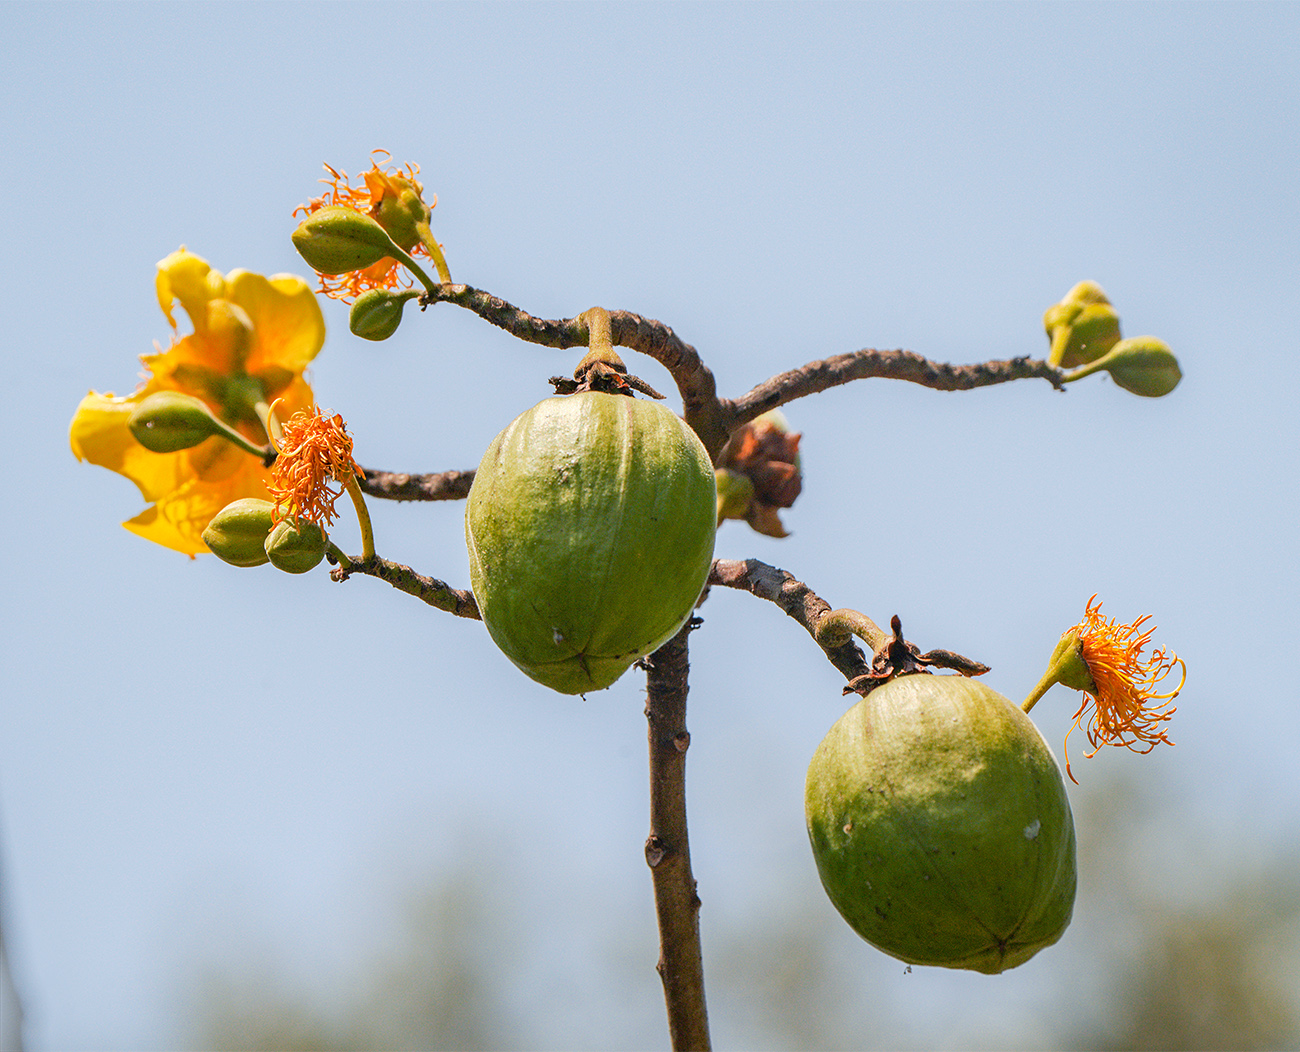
left=291, top=206, right=397, bottom=275
left=202, top=498, right=276, bottom=567
left=466, top=391, right=717, bottom=694
left=264, top=517, right=328, bottom=573
left=806, top=675, right=1076, bottom=974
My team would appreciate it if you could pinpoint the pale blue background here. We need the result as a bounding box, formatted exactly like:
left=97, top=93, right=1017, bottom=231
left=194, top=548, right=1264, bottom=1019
left=1, top=2, right=1297, bottom=1048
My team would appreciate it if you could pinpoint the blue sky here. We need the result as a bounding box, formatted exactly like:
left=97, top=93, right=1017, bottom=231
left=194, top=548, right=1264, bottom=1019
left=2, top=3, right=1298, bottom=1048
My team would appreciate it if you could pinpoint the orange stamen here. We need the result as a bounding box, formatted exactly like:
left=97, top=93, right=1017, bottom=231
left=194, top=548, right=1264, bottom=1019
left=1063, top=595, right=1185, bottom=782
left=267, top=407, right=362, bottom=527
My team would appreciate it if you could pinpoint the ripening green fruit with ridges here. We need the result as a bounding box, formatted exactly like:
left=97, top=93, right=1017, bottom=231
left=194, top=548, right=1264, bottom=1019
left=806, top=675, right=1076, bottom=974
left=466, top=392, right=717, bottom=694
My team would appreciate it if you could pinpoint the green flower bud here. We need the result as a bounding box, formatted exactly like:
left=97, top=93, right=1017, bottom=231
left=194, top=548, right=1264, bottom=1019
left=1088, top=336, right=1182, bottom=397
left=1044, top=280, right=1122, bottom=369
left=350, top=288, right=417, bottom=341
left=291, top=206, right=396, bottom=275
left=466, top=392, right=717, bottom=695
left=370, top=179, right=431, bottom=252
left=127, top=391, right=224, bottom=452
left=806, top=675, right=1076, bottom=974
left=264, top=517, right=328, bottom=574
left=201, top=498, right=275, bottom=567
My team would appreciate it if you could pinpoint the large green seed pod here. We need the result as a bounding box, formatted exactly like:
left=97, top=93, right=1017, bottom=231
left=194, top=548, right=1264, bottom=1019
left=805, top=675, right=1076, bottom=974
left=466, top=392, right=717, bottom=695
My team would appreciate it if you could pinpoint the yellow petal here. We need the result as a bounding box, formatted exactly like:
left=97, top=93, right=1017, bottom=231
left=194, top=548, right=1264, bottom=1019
left=125, top=455, right=274, bottom=555
left=122, top=502, right=210, bottom=556
left=156, top=248, right=225, bottom=332
left=265, top=374, right=316, bottom=418
left=70, top=390, right=196, bottom=502
left=225, top=269, right=325, bottom=376
left=136, top=457, right=276, bottom=553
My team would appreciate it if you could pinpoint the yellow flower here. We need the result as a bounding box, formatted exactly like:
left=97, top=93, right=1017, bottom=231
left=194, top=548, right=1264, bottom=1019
left=70, top=248, right=325, bottom=555
left=266, top=406, right=360, bottom=527
left=295, top=151, right=438, bottom=302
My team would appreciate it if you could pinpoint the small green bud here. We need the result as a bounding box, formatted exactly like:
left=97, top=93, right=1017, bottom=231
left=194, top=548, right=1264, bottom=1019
left=370, top=180, right=431, bottom=252
left=350, top=288, right=416, bottom=341
left=264, top=517, right=327, bottom=574
left=1044, top=281, right=1122, bottom=369
left=1090, top=336, right=1182, bottom=397
left=291, top=206, right=396, bottom=275
left=128, top=391, right=223, bottom=452
left=202, top=498, right=275, bottom=567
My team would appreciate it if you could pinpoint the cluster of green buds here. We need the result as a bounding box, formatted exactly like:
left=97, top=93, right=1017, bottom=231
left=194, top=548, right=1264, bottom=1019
left=290, top=154, right=452, bottom=341
left=201, top=498, right=327, bottom=573
left=202, top=406, right=373, bottom=575
left=1045, top=281, right=1181, bottom=397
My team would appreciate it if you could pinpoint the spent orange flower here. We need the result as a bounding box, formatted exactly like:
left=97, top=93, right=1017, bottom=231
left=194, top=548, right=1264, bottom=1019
left=1059, top=595, right=1185, bottom=782
left=295, top=151, right=439, bottom=302
left=267, top=407, right=361, bottom=527
left=71, top=248, right=324, bottom=555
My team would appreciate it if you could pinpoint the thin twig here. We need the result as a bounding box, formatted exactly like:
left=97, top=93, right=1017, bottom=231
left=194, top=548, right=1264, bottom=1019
left=642, top=621, right=711, bottom=1052
left=707, top=558, right=872, bottom=687
left=359, top=466, right=475, bottom=502
left=705, top=559, right=989, bottom=694
left=722, top=350, right=1067, bottom=432
left=329, top=554, right=480, bottom=619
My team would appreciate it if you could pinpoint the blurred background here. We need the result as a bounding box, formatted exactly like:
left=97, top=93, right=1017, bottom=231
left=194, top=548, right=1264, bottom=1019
left=2, top=2, right=1298, bottom=1049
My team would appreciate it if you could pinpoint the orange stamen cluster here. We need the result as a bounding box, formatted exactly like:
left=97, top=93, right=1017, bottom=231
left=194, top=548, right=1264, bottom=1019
left=294, top=150, right=434, bottom=301
left=1064, top=595, right=1185, bottom=781
left=268, top=407, right=361, bottom=527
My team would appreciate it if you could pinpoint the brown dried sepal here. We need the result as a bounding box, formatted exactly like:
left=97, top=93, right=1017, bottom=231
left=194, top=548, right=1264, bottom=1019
left=549, top=356, right=666, bottom=399
left=844, top=615, right=991, bottom=696
left=716, top=413, right=802, bottom=537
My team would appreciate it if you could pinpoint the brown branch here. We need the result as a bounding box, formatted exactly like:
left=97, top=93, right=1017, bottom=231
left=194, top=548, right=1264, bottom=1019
left=722, top=350, right=1066, bottom=431
left=420, top=284, right=1065, bottom=463
left=706, top=559, right=989, bottom=694
left=707, top=558, right=872, bottom=687
left=329, top=554, right=480, bottom=619
left=359, top=466, right=475, bottom=502
left=419, top=285, right=726, bottom=454
left=642, top=620, right=711, bottom=1052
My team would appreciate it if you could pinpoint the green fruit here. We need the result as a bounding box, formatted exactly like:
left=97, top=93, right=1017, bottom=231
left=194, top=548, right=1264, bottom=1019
left=805, top=675, right=1076, bottom=974
left=466, top=392, right=717, bottom=694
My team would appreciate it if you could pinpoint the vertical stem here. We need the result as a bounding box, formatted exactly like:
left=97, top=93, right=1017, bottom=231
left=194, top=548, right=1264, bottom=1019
left=643, top=621, right=711, bottom=1052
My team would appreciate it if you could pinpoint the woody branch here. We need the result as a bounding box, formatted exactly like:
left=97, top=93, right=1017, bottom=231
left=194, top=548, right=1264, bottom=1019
left=418, top=284, right=1065, bottom=463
